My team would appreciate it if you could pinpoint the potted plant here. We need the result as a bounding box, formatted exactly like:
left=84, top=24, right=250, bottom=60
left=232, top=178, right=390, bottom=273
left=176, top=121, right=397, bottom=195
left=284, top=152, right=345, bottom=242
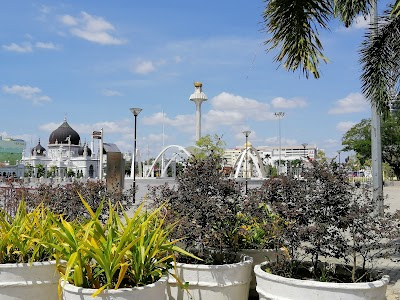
left=236, top=196, right=286, bottom=298
left=148, top=153, right=253, bottom=300
left=52, top=194, right=196, bottom=300
left=0, top=200, right=60, bottom=300
left=254, top=160, right=399, bottom=300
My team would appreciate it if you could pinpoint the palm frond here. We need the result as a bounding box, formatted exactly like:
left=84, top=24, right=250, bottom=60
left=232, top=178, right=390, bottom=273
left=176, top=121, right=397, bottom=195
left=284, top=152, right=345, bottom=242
left=360, top=10, right=400, bottom=116
left=263, top=0, right=333, bottom=79
left=334, top=0, right=372, bottom=27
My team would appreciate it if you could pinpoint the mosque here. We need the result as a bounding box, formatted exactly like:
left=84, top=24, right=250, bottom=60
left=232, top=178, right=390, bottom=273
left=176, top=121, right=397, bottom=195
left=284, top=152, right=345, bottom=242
left=20, top=118, right=100, bottom=178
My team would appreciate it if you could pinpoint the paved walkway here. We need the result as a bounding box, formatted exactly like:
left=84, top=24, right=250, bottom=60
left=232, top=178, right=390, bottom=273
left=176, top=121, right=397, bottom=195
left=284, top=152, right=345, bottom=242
left=380, top=182, right=400, bottom=300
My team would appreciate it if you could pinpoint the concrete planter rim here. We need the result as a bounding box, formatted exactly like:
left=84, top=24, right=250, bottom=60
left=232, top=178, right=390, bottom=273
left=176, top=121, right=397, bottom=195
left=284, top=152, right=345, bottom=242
left=0, top=260, right=57, bottom=268
left=60, top=276, right=168, bottom=294
left=254, top=261, right=390, bottom=289
left=175, top=255, right=253, bottom=269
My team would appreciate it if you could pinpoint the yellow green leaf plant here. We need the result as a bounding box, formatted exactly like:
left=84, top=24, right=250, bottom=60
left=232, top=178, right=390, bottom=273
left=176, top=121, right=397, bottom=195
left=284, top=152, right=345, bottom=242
left=0, top=200, right=58, bottom=264
left=52, top=193, right=198, bottom=297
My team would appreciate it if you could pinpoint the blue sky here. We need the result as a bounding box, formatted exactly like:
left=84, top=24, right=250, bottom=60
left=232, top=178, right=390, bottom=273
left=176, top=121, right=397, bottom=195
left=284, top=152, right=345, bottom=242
left=0, top=1, right=391, bottom=160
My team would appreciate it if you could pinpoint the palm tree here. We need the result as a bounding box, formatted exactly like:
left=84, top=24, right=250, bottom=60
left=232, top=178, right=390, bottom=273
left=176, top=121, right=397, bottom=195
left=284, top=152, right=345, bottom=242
left=262, top=0, right=400, bottom=114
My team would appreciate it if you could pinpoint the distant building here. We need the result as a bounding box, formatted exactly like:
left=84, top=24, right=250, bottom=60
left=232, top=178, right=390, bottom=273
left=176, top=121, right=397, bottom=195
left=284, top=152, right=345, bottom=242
left=224, top=144, right=317, bottom=167
left=223, top=143, right=318, bottom=177
left=20, top=118, right=101, bottom=178
left=0, top=136, right=26, bottom=165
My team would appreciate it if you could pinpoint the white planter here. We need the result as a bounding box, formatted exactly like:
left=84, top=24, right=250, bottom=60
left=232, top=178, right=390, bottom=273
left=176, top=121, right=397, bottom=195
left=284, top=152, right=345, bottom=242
left=254, top=262, right=390, bottom=300
left=61, top=276, right=167, bottom=300
left=0, top=260, right=59, bottom=300
left=167, top=255, right=253, bottom=300
left=239, top=249, right=282, bottom=297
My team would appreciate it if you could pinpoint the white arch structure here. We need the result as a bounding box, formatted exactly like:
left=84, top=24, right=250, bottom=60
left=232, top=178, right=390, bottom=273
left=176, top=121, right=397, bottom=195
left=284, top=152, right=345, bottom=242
left=145, top=145, right=192, bottom=178
left=233, top=146, right=266, bottom=179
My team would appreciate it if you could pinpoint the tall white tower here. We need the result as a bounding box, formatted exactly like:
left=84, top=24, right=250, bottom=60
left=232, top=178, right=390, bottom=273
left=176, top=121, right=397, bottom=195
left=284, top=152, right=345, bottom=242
left=189, top=82, right=208, bottom=141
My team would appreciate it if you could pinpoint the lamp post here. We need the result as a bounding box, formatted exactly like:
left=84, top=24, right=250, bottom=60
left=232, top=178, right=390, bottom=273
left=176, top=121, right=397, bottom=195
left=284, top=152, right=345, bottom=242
left=242, top=130, right=251, bottom=194
left=301, top=143, right=308, bottom=158
left=338, top=150, right=341, bottom=165
left=274, top=112, right=285, bottom=175
left=130, top=107, right=142, bottom=203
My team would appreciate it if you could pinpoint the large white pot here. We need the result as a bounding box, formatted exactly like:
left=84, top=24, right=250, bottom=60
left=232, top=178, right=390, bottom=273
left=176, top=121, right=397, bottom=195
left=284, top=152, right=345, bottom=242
left=61, top=276, right=167, bottom=300
left=239, top=249, right=282, bottom=297
left=254, top=262, right=390, bottom=300
left=167, top=255, right=253, bottom=300
left=0, top=260, right=59, bottom=300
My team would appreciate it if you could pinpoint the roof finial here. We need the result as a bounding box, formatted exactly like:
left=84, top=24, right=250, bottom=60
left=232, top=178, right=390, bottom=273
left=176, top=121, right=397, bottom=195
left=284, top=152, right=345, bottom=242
left=64, top=113, right=68, bottom=122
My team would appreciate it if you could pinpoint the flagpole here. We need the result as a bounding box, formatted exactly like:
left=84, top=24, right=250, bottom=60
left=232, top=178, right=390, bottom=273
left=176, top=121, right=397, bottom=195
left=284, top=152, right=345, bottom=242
left=99, top=128, right=104, bottom=180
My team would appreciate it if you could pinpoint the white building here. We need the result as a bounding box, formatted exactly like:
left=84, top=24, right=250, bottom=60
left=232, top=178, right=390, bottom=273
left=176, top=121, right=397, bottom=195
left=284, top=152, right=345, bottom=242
left=20, top=118, right=101, bottom=178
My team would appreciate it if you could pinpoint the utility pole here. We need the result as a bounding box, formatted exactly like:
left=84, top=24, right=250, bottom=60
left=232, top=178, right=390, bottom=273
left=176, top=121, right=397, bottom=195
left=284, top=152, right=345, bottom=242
left=370, top=0, right=384, bottom=216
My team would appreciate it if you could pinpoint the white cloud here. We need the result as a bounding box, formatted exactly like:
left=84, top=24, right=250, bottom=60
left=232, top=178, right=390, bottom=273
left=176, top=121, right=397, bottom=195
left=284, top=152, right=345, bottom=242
left=2, top=43, right=32, bottom=53
left=134, top=60, right=156, bottom=74
left=271, top=97, right=307, bottom=109
left=206, top=110, right=244, bottom=126
left=174, top=56, right=183, bottom=63
left=101, top=89, right=123, bottom=97
left=74, top=120, right=132, bottom=135
left=60, top=15, right=78, bottom=26
left=352, top=15, right=370, bottom=29
left=39, top=119, right=132, bottom=140
left=143, top=112, right=194, bottom=129
left=132, top=59, right=167, bottom=74
left=2, top=85, right=51, bottom=105
left=336, top=15, right=371, bottom=32
left=38, top=122, right=61, bottom=132
left=336, top=121, right=356, bottom=132
left=211, top=92, right=273, bottom=122
left=3, top=41, right=59, bottom=52
left=39, top=5, right=52, bottom=14
left=60, top=11, right=126, bottom=45
left=264, top=136, right=297, bottom=146
left=329, top=92, right=368, bottom=114
left=35, top=42, right=59, bottom=50
left=142, top=92, right=276, bottom=140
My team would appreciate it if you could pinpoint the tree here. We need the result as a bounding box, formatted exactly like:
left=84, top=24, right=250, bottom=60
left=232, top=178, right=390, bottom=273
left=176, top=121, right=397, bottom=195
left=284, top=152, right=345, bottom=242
left=191, top=134, right=226, bottom=160
left=341, top=119, right=371, bottom=165
left=47, top=166, right=57, bottom=178
left=342, top=112, right=400, bottom=177
left=262, top=0, right=400, bottom=113
left=316, top=149, right=328, bottom=163
left=36, top=164, right=45, bottom=178
left=25, top=164, right=33, bottom=177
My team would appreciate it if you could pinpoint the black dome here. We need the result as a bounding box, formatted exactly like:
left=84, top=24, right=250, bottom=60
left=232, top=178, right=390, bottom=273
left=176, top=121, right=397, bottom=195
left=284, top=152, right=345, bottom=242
left=78, top=144, right=92, bottom=156
left=31, top=139, right=46, bottom=156
left=49, top=118, right=80, bottom=145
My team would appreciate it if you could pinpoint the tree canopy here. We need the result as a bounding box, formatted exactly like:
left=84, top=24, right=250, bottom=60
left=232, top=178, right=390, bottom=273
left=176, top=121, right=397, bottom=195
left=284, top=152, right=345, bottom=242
left=342, top=112, right=400, bottom=177
left=190, top=134, right=226, bottom=160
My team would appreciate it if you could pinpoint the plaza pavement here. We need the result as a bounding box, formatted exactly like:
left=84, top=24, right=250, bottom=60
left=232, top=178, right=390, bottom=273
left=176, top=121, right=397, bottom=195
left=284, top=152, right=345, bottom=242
left=380, top=182, right=400, bottom=300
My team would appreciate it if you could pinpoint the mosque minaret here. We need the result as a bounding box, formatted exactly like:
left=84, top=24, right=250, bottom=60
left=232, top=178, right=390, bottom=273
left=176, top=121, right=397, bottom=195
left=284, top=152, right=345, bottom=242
left=189, top=82, right=208, bottom=141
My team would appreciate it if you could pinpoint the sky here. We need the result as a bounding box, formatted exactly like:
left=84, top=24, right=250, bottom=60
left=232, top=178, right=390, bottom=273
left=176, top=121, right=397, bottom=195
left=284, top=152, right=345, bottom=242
left=0, top=1, right=392, bottom=161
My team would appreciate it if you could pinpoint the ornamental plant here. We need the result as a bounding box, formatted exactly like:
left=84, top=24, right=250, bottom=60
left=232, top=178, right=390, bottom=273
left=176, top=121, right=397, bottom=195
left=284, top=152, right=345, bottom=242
left=148, top=154, right=284, bottom=264
left=260, top=159, right=400, bottom=283
left=148, top=155, right=243, bottom=264
left=1, top=180, right=134, bottom=221
left=236, top=193, right=286, bottom=252
left=0, top=200, right=58, bottom=263
left=51, top=194, right=197, bottom=297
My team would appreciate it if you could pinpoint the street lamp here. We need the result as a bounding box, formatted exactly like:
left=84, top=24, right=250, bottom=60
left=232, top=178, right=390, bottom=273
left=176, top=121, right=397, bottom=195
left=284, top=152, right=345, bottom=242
left=130, top=107, right=142, bottom=203
left=242, top=130, right=251, bottom=194
left=274, top=112, right=285, bottom=175
left=301, top=143, right=308, bottom=158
